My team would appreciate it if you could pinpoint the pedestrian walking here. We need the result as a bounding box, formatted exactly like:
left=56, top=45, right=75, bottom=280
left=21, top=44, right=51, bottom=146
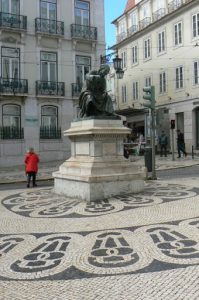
left=158, top=131, right=168, bottom=157
left=24, top=147, right=40, bottom=188
left=177, top=129, right=187, bottom=158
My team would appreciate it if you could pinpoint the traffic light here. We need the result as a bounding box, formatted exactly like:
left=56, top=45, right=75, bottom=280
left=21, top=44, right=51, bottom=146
left=171, top=120, right=175, bottom=129
left=143, top=86, right=155, bottom=110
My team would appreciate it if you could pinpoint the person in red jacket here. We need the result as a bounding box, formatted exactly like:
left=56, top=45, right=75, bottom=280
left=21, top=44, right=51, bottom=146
left=24, top=147, right=40, bottom=188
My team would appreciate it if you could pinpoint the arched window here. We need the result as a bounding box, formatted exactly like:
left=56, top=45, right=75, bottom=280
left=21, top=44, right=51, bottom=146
left=1, top=104, right=23, bottom=139
left=40, top=105, right=61, bottom=139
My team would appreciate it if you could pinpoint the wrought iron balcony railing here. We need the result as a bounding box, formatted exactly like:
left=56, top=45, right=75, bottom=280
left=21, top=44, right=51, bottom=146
left=71, top=24, right=97, bottom=41
left=40, top=126, right=61, bottom=139
left=168, top=0, right=183, bottom=13
left=0, top=78, right=28, bottom=94
left=153, top=8, right=166, bottom=22
left=117, top=31, right=127, bottom=43
left=35, top=18, right=64, bottom=36
left=36, top=81, right=65, bottom=97
left=139, top=17, right=151, bottom=30
left=0, top=12, right=27, bottom=30
left=71, top=83, right=82, bottom=97
left=128, top=25, right=138, bottom=36
left=0, top=126, right=24, bottom=139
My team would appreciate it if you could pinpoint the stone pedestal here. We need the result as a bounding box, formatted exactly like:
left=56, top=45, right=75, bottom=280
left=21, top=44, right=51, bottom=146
left=53, top=119, right=145, bottom=202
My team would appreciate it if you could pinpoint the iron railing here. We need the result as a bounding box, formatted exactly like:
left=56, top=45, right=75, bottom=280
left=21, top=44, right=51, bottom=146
left=0, top=126, right=24, bottom=139
left=168, top=0, right=183, bottom=13
left=40, top=126, right=61, bottom=139
left=128, top=25, right=138, bottom=36
left=35, top=18, right=64, bottom=35
left=139, top=17, right=151, bottom=30
left=36, top=81, right=65, bottom=96
left=0, top=12, right=27, bottom=30
left=0, top=78, right=28, bottom=94
left=71, top=24, right=97, bottom=40
left=117, top=31, right=127, bottom=42
left=153, top=8, right=166, bottom=22
left=71, top=83, right=82, bottom=97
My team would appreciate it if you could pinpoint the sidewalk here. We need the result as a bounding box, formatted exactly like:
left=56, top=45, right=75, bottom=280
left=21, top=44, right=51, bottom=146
left=0, top=154, right=198, bottom=184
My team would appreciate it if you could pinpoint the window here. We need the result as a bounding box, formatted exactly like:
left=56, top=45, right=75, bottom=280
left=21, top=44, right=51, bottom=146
left=1, top=0, right=19, bottom=14
left=129, top=11, right=137, bottom=33
left=159, top=71, right=166, bottom=93
left=122, top=85, right=127, bottom=103
left=193, top=61, right=199, bottom=85
left=40, top=0, right=57, bottom=20
left=192, top=13, right=199, bottom=38
left=132, top=81, right=138, bottom=100
left=40, top=51, right=57, bottom=82
left=1, top=104, right=23, bottom=139
left=41, top=105, right=58, bottom=128
left=175, top=66, right=184, bottom=89
left=1, top=47, right=20, bottom=79
left=76, top=55, right=91, bottom=87
left=75, top=0, right=90, bottom=26
left=132, top=45, right=138, bottom=65
left=121, top=51, right=126, bottom=68
left=145, top=76, right=152, bottom=87
left=144, top=38, right=151, bottom=59
left=158, top=31, right=165, bottom=53
left=174, top=22, right=182, bottom=46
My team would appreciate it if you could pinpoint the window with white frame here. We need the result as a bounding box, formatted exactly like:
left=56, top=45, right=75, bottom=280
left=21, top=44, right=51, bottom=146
left=174, top=22, right=182, bottom=46
left=121, top=51, right=126, bottom=68
left=192, top=13, right=199, bottom=38
left=1, top=47, right=20, bottom=79
left=129, top=11, right=137, bottom=33
left=158, top=31, right=165, bottom=53
left=144, top=38, right=151, bottom=59
left=159, top=71, right=166, bottom=93
left=40, top=51, right=57, bottom=82
left=145, top=76, right=152, bottom=87
left=132, top=81, right=138, bottom=100
left=193, top=61, right=199, bottom=85
left=76, top=55, right=91, bottom=87
left=175, top=66, right=184, bottom=89
left=122, top=85, right=127, bottom=103
left=41, top=105, right=58, bottom=128
left=132, top=45, right=138, bottom=65
left=2, top=104, right=21, bottom=128
left=40, top=0, right=57, bottom=20
left=1, top=0, right=20, bottom=14
left=75, top=0, right=90, bottom=26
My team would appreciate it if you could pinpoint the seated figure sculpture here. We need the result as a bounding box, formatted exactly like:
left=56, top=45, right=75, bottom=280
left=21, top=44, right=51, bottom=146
left=78, top=65, right=116, bottom=118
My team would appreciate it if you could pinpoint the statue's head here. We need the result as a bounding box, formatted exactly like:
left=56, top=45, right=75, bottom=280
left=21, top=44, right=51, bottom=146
left=98, top=64, right=110, bottom=77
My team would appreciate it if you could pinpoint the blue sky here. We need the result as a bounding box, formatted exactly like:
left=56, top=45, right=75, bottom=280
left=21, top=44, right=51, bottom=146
left=104, top=0, right=127, bottom=49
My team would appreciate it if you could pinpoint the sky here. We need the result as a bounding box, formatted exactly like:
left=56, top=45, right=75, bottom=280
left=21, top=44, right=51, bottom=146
left=104, top=0, right=127, bottom=49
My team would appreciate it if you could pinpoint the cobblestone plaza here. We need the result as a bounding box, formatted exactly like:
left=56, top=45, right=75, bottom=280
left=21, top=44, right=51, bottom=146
left=0, top=173, right=199, bottom=299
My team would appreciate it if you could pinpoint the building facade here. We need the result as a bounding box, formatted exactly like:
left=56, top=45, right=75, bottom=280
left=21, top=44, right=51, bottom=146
left=0, top=0, right=105, bottom=167
left=112, top=0, right=199, bottom=152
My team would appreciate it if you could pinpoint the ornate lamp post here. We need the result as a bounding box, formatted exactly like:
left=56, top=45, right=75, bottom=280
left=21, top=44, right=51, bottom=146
left=100, top=52, right=124, bottom=79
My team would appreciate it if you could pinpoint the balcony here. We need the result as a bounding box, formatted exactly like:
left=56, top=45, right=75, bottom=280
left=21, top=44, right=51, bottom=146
left=168, top=0, right=183, bottom=13
left=153, top=8, right=166, bottom=22
left=128, top=25, right=138, bottom=37
left=71, top=24, right=97, bottom=41
left=0, top=126, right=24, bottom=140
left=71, top=83, right=82, bottom=97
left=139, top=17, right=151, bottom=30
left=117, top=31, right=127, bottom=43
left=35, top=18, right=64, bottom=36
left=0, top=78, right=28, bottom=95
left=36, top=81, right=65, bottom=97
left=40, top=126, right=61, bottom=139
left=0, top=12, right=27, bottom=30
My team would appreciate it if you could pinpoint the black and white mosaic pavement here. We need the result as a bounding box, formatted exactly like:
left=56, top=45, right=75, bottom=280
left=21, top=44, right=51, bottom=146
left=0, top=181, right=199, bottom=282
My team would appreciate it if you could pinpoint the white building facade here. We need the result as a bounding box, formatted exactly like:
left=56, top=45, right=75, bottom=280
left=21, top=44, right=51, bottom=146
left=0, top=0, right=105, bottom=167
left=112, top=0, right=199, bottom=153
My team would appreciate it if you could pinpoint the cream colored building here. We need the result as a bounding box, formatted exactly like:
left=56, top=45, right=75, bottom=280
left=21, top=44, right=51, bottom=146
left=112, top=0, right=199, bottom=153
left=0, top=0, right=105, bottom=167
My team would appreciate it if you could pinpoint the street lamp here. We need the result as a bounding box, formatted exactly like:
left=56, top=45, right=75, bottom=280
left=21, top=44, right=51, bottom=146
left=100, top=52, right=124, bottom=79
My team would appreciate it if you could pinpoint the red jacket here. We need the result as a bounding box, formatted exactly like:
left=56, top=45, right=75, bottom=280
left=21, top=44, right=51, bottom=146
left=25, top=152, right=39, bottom=173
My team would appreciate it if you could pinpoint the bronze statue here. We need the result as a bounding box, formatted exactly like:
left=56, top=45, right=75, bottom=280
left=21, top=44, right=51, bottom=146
left=78, top=65, right=117, bottom=118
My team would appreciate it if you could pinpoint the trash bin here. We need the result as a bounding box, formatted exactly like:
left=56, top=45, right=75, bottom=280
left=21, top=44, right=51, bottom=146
left=144, top=147, right=152, bottom=172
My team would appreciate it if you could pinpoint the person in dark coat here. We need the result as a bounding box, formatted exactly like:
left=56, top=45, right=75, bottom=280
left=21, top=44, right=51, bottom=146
left=177, top=129, right=187, bottom=158
left=158, top=131, right=168, bottom=157
left=24, top=147, right=40, bottom=187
